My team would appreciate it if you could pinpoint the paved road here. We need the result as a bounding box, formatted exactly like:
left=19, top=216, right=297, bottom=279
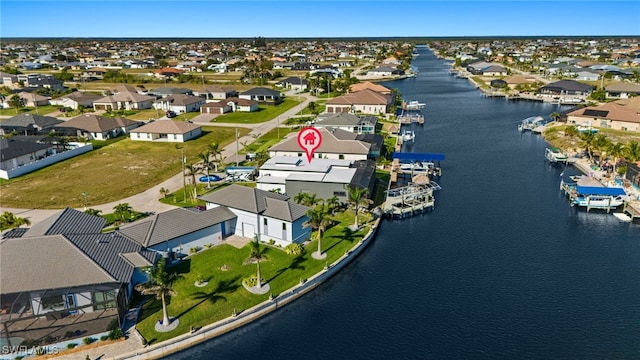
left=2, top=91, right=316, bottom=225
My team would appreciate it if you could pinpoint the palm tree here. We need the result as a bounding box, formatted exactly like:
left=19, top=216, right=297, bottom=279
left=248, top=236, right=267, bottom=289
left=303, top=204, right=332, bottom=259
left=326, top=195, right=341, bottom=215
left=113, top=203, right=133, bottom=224
left=184, top=162, right=200, bottom=201
left=607, top=142, right=624, bottom=178
left=294, top=192, right=320, bottom=207
left=347, top=185, right=369, bottom=229
left=208, top=142, right=222, bottom=172
left=84, top=208, right=102, bottom=217
left=8, top=94, right=24, bottom=114
left=0, top=211, right=31, bottom=231
left=198, top=151, right=214, bottom=188
left=593, top=134, right=610, bottom=167
left=579, top=131, right=596, bottom=163
left=135, top=258, right=181, bottom=327
left=624, top=141, right=640, bottom=162
left=550, top=111, right=561, bottom=122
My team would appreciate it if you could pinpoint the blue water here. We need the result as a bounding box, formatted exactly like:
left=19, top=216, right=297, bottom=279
left=168, top=48, right=640, bottom=359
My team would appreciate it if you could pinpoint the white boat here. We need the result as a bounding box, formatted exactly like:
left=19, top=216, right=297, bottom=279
left=545, top=147, right=569, bottom=163
left=400, top=161, right=436, bottom=174
left=404, top=100, right=426, bottom=110
left=572, top=195, right=626, bottom=210
left=402, top=130, right=415, bottom=142
left=518, top=115, right=544, bottom=132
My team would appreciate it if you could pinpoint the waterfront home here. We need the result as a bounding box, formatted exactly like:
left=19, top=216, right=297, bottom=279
left=199, top=185, right=311, bottom=247
left=269, top=127, right=371, bottom=161
left=537, top=80, right=594, bottom=101
left=566, top=97, right=640, bottom=132
left=325, top=89, right=394, bottom=115
left=118, top=207, right=236, bottom=261
left=130, top=120, right=202, bottom=142
left=0, top=113, right=62, bottom=136
left=313, top=113, right=378, bottom=134
left=0, top=208, right=156, bottom=347
left=466, top=61, right=507, bottom=76
left=349, top=81, right=392, bottom=95
left=366, top=66, right=403, bottom=77
left=53, top=114, right=141, bottom=140
left=257, top=156, right=376, bottom=205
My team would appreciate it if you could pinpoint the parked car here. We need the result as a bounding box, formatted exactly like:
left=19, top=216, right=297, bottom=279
left=198, top=175, right=221, bottom=182
left=166, top=110, right=177, bottom=118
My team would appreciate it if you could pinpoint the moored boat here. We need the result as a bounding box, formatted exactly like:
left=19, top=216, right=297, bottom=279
left=545, top=147, right=569, bottom=163
left=518, top=115, right=544, bottom=132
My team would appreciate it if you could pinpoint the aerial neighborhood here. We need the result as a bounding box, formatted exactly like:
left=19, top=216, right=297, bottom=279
left=1, top=36, right=640, bottom=359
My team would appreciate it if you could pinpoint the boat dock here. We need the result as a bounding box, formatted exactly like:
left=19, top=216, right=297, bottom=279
left=381, top=182, right=441, bottom=218
left=397, top=100, right=425, bottom=125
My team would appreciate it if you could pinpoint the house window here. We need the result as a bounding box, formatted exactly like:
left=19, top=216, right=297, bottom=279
left=298, top=153, right=302, bottom=157
left=339, top=154, right=344, bottom=160
left=264, top=218, right=268, bottom=226
left=146, top=133, right=150, bottom=139
left=93, top=290, right=117, bottom=310
left=136, top=133, right=140, bottom=138
left=41, top=294, right=65, bottom=310
left=282, top=223, right=286, bottom=231
left=173, top=134, right=177, bottom=140
left=333, top=191, right=346, bottom=197
left=264, top=218, right=269, bottom=236
left=317, top=153, right=322, bottom=158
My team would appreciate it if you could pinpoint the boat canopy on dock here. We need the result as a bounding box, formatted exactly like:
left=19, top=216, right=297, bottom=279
left=393, top=152, right=445, bottom=161
left=575, top=186, right=626, bottom=196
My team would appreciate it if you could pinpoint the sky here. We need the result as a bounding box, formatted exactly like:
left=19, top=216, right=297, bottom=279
left=1, top=1, right=639, bottom=38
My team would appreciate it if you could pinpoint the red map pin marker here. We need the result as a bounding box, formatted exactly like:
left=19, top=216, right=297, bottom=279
left=297, top=127, right=322, bottom=163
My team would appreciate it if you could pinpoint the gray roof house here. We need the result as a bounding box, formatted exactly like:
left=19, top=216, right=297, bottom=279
left=200, top=185, right=311, bottom=246
left=313, top=113, right=378, bottom=134
left=0, top=137, right=55, bottom=172
left=0, top=113, right=63, bottom=136
left=153, top=93, right=206, bottom=114
left=117, top=207, right=236, bottom=259
left=49, top=91, right=102, bottom=110
left=606, top=82, right=640, bottom=99
left=0, top=208, right=155, bottom=348
left=239, top=87, right=282, bottom=104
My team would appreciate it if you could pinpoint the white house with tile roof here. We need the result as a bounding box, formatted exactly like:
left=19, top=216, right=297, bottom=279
left=129, top=120, right=202, bottom=142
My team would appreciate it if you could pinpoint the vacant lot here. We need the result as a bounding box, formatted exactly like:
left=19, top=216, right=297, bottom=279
left=0, top=126, right=250, bottom=209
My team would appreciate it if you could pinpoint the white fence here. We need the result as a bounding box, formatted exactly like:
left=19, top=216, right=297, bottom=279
left=0, top=142, right=93, bottom=180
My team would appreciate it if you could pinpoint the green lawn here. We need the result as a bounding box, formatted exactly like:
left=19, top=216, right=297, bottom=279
left=211, top=98, right=300, bottom=124
left=0, top=105, right=59, bottom=117
left=240, top=126, right=295, bottom=155
left=136, top=210, right=373, bottom=344
left=0, top=126, right=251, bottom=209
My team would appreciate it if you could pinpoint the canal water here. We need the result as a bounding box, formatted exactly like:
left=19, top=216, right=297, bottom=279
left=169, top=48, right=640, bottom=359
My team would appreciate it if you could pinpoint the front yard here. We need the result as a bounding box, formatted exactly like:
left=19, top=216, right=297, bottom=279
left=0, top=126, right=250, bottom=209
left=211, top=98, right=300, bottom=124
left=135, top=210, right=373, bottom=344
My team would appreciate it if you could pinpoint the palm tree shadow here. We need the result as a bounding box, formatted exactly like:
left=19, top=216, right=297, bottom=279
left=175, top=276, right=241, bottom=320
left=265, top=254, right=306, bottom=283
left=323, top=227, right=357, bottom=253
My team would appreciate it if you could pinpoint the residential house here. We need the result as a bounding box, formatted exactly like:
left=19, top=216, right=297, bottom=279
left=257, top=156, right=376, bottom=204
left=54, top=114, right=141, bottom=140
left=275, top=77, right=308, bottom=92
left=349, top=81, right=392, bottom=94
left=0, top=71, right=18, bottom=87
left=80, top=67, right=107, bottom=81
left=313, top=113, right=378, bottom=134
left=93, top=92, right=155, bottom=111
left=325, top=88, right=394, bottom=115
left=466, top=61, right=508, bottom=76
left=147, top=87, right=193, bottom=99
left=575, top=70, right=600, bottom=81
left=199, top=185, right=311, bottom=247
left=1, top=91, right=49, bottom=108
left=207, top=63, right=228, bottom=73
left=23, top=75, right=64, bottom=91
left=239, top=87, right=282, bottom=104
left=0, top=113, right=63, bottom=136
left=194, top=86, right=238, bottom=100
left=151, top=68, right=185, bottom=79
left=605, top=82, right=640, bottom=99
left=153, top=94, right=205, bottom=114
left=130, top=120, right=202, bottom=142
left=367, top=66, right=403, bottom=77
left=0, top=208, right=156, bottom=346
left=49, top=91, right=102, bottom=110
left=537, top=80, right=594, bottom=101
left=566, top=97, right=640, bottom=132
left=200, top=101, right=233, bottom=114
left=222, top=98, right=259, bottom=112
left=117, top=207, right=236, bottom=260
left=0, top=137, right=55, bottom=171
left=269, top=127, right=371, bottom=161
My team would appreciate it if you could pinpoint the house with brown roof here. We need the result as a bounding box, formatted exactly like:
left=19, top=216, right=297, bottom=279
left=269, top=127, right=371, bottom=160
left=199, top=184, right=311, bottom=246
left=49, top=91, right=102, bottom=110
left=566, top=97, right=640, bottom=132
left=93, top=92, right=155, bottom=111
left=129, top=120, right=202, bottom=142
left=225, top=97, right=260, bottom=112
left=1, top=92, right=49, bottom=109
left=151, top=67, right=185, bottom=79
left=349, top=81, right=392, bottom=95
left=54, top=114, right=141, bottom=140
left=325, top=88, right=394, bottom=115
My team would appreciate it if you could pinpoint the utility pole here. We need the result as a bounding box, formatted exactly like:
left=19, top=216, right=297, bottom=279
left=235, top=127, right=239, bottom=166
left=181, top=148, right=186, bottom=202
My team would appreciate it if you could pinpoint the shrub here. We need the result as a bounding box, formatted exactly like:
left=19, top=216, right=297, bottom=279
left=203, top=243, right=212, bottom=249
left=67, top=343, right=77, bottom=349
left=284, top=243, right=304, bottom=256
left=106, top=318, right=119, bottom=332
left=242, top=274, right=262, bottom=288
left=189, top=247, right=198, bottom=254
left=108, top=328, right=123, bottom=340
left=100, top=335, right=109, bottom=341
left=268, top=239, right=275, bottom=245
left=83, top=337, right=94, bottom=345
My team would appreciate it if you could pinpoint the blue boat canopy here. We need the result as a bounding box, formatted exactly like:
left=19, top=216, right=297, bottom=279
left=575, top=186, right=626, bottom=196
left=393, top=152, right=445, bottom=161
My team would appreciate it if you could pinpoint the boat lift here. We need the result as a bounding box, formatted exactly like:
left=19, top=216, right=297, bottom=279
left=392, top=152, right=445, bottom=178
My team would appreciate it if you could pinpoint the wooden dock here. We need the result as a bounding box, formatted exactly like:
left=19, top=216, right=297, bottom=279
left=381, top=182, right=441, bottom=218
left=622, top=200, right=640, bottom=220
